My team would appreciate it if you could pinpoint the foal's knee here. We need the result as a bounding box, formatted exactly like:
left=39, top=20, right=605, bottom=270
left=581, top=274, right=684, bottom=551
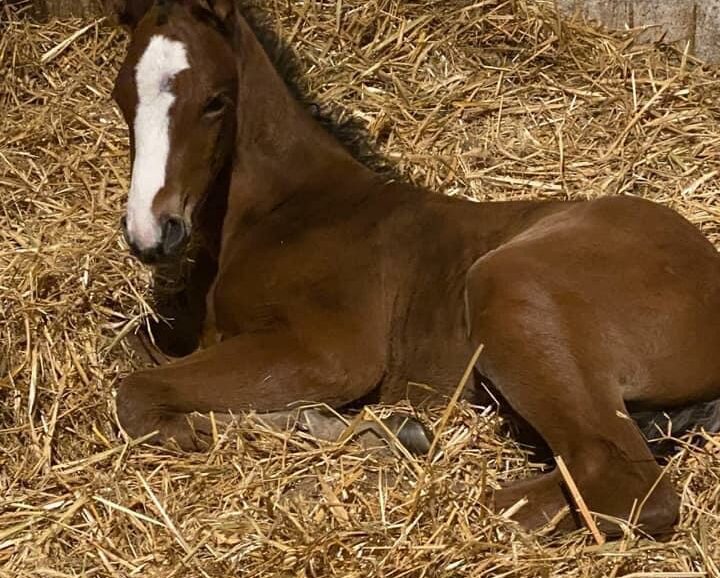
left=115, top=374, right=163, bottom=441
left=116, top=373, right=209, bottom=450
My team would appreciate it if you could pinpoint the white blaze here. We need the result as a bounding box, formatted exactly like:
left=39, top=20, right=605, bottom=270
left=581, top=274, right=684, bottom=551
left=127, top=35, right=190, bottom=249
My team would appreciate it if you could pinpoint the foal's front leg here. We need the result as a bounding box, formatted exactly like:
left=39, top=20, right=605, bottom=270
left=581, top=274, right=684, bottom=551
left=116, top=330, right=383, bottom=450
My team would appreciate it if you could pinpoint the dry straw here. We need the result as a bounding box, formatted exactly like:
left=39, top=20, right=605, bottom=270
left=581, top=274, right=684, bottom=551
left=1, top=0, right=719, bottom=576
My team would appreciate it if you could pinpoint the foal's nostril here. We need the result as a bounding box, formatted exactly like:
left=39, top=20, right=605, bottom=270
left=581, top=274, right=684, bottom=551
left=161, top=216, right=188, bottom=256
left=121, top=214, right=187, bottom=263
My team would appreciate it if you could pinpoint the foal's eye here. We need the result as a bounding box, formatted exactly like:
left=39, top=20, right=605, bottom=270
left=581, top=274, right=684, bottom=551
left=203, top=94, right=227, bottom=117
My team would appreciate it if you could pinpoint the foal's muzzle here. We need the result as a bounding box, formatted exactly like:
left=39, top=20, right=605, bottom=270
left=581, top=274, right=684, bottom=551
left=121, top=215, right=189, bottom=264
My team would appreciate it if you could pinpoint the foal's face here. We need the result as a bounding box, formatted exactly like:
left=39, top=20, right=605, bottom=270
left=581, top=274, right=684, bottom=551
left=112, top=3, right=236, bottom=263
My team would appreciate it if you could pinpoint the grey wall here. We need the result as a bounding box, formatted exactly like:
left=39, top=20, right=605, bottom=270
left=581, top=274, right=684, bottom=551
left=557, top=0, right=720, bottom=63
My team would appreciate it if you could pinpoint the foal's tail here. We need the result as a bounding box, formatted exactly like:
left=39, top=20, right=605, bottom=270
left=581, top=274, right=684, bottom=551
left=631, top=398, right=720, bottom=458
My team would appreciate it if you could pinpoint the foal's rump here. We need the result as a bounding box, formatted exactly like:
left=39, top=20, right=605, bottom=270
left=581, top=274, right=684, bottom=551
left=539, top=196, right=720, bottom=456
left=472, top=194, right=720, bottom=428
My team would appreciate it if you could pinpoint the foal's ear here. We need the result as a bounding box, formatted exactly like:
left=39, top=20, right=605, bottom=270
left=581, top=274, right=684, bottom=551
left=103, top=0, right=156, bottom=29
left=192, top=0, right=235, bottom=26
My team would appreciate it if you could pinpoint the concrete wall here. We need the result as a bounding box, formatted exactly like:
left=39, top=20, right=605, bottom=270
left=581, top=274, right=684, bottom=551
left=557, top=0, right=720, bottom=63
left=26, top=0, right=720, bottom=63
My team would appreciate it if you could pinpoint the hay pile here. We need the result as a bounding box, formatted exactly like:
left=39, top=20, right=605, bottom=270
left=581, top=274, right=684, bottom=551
left=1, top=0, right=720, bottom=575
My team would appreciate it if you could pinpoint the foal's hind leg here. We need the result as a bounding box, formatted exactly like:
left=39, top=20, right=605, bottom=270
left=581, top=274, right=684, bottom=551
left=466, top=268, right=679, bottom=536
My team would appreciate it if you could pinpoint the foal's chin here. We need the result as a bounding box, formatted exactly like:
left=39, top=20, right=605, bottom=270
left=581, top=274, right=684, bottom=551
left=129, top=246, right=180, bottom=266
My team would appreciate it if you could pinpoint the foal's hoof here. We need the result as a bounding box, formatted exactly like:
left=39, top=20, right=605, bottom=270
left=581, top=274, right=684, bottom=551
left=119, top=404, right=218, bottom=451
left=381, top=414, right=433, bottom=455
left=491, top=471, right=577, bottom=533
left=491, top=468, right=681, bottom=538
left=158, top=414, right=218, bottom=451
left=256, top=408, right=433, bottom=455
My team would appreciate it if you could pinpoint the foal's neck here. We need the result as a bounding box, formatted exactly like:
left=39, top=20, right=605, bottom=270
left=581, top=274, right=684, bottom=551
left=224, top=19, right=373, bottom=230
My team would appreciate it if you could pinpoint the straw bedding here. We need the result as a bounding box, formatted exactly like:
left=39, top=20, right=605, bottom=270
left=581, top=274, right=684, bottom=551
left=1, top=0, right=719, bottom=575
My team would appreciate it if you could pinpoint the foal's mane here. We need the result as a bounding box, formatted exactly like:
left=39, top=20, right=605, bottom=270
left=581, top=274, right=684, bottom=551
left=234, top=1, right=400, bottom=179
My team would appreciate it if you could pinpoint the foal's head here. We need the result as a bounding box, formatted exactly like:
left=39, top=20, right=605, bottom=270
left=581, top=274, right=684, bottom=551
left=109, top=0, right=238, bottom=263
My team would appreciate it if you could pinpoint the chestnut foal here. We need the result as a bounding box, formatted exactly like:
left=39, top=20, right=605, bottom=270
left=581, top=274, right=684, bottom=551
left=107, top=0, right=720, bottom=536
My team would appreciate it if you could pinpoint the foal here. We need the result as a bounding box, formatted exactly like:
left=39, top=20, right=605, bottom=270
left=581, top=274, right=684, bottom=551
left=107, top=0, right=720, bottom=536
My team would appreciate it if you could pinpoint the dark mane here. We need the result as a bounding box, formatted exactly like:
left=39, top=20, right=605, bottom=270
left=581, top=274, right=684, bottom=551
left=235, top=1, right=399, bottom=179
